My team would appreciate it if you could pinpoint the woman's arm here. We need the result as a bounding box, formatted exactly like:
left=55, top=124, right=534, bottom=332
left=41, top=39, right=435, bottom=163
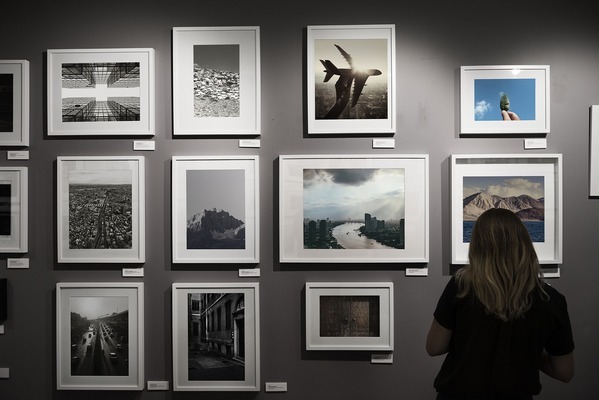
left=540, top=351, right=575, bottom=383
left=426, top=318, right=452, bottom=356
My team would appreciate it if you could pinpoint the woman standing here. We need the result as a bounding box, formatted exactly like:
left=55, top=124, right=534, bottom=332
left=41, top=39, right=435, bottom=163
left=426, top=208, right=574, bottom=400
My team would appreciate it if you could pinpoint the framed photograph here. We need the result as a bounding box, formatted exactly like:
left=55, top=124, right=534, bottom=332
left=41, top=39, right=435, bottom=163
left=460, top=65, right=550, bottom=135
left=589, top=105, right=599, bottom=196
left=172, top=282, right=260, bottom=391
left=279, top=154, right=428, bottom=263
left=57, top=156, right=145, bottom=263
left=172, top=26, right=260, bottom=136
left=0, top=167, right=27, bottom=253
left=305, top=282, right=393, bottom=351
left=171, top=155, right=259, bottom=263
left=56, top=282, right=144, bottom=390
left=0, top=60, right=29, bottom=145
left=451, top=154, right=562, bottom=265
left=47, top=48, right=155, bottom=136
left=307, top=24, right=396, bottom=135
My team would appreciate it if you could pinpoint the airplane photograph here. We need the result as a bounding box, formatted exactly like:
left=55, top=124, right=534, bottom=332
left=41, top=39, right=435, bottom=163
left=314, top=39, right=388, bottom=120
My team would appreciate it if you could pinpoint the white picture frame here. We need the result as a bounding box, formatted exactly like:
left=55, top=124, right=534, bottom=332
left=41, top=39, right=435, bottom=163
left=171, top=155, right=259, bottom=263
left=56, top=282, right=144, bottom=390
left=172, top=26, right=261, bottom=136
left=460, top=65, right=550, bottom=135
left=0, top=60, right=29, bottom=146
left=47, top=48, right=155, bottom=136
left=0, top=166, right=27, bottom=252
left=172, top=282, right=260, bottom=391
left=450, top=154, right=563, bottom=265
left=305, top=282, right=393, bottom=351
left=57, top=156, right=145, bottom=263
left=279, top=154, right=428, bottom=263
left=307, top=24, right=396, bottom=135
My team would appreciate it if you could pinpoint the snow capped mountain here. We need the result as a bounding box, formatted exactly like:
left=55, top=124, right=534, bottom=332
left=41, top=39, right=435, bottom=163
left=186, top=209, right=245, bottom=249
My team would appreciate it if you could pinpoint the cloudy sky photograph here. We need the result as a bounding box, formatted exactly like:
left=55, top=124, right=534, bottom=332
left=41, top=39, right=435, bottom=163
left=463, top=176, right=544, bottom=199
left=303, top=168, right=404, bottom=221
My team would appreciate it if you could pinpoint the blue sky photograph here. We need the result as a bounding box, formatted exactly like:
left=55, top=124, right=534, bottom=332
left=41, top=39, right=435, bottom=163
left=474, top=78, right=535, bottom=121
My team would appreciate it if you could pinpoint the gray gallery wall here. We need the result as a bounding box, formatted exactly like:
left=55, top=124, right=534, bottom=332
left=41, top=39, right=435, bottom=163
left=0, top=0, right=598, bottom=399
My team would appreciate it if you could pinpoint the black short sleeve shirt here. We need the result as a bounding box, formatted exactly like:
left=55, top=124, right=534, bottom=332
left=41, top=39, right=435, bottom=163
left=433, top=276, right=574, bottom=398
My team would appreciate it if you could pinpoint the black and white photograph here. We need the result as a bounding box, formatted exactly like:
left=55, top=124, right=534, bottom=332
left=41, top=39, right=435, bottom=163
left=0, top=60, right=28, bottom=145
left=0, top=167, right=27, bottom=253
left=68, top=165, right=133, bottom=250
left=172, top=27, right=260, bottom=135
left=186, top=169, right=245, bottom=250
left=0, top=183, right=11, bottom=236
left=193, top=45, right=239, bottom=118
left=56, top=282, right=144, bottom=391
left=279, top=155, right=428, bottom=263
left=451, top=154, right=562, bottom=267
left=172, top=283, right=260, bottom=391
left=0, top=73, right=13, bottom=132
left=61, top=62, right=141, bottom=122
left=305, top=282, right=393, bottom=351
left=47, top=49, right=155, bottom=136
left=172, top=156, right=259, bottom=264
left=187, top=292, right=245, bottom=381
left=69, top=296, right=129, bottom=376
left=57, top=156, right=145, bottom=263
left=307, top=25, right=395, bottom=134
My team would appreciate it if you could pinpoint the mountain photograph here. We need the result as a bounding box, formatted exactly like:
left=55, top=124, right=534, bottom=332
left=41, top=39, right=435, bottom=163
left=187, top=208, right=245, bottom=249
left=462, top=176, right=545, bottom=242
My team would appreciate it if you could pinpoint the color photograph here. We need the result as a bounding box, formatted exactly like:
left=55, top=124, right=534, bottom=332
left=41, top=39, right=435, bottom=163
left=314, top=39, right=387, bottom=120
left=463, top=176, right=545, bottom=242
left=319, top=295, right=380, bottom=337
left=474, top=78, right=535, bottom=121
left=303, top=168, right=405, bottom=250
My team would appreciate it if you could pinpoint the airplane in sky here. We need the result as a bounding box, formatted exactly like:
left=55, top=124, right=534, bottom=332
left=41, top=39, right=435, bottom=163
left=319, top=44, right=382, bottom=118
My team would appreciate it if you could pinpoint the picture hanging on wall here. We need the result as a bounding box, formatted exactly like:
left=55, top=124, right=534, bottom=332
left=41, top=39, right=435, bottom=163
left=279, top=154, right=428, bottom=263
left=589, top=105, right=599, bottom=196
left=172, top=26, right=261, bottom=136
left=172, top=282, right=260, bottom=391
left=47, top=48, right=155, bottom=136
left=56, top=282, right=144, bottom=390
left=0, top=166, right=27, bottom=253
left=0, top=60, right=29, bottom=145
left=307, top=24, right=396, bottom=135
left=305, top=282, right=394, bottom=351
left=450, top=154, right=562, bottom=266
left=56, top=156, right=145, bottom=263
left=460, top=65, right=550, bottom=135
left=171, top=155, right=259, bottom=263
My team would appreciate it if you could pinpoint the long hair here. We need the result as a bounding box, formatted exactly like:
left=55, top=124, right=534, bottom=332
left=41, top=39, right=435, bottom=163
left=455, top=208, right=547, bottom=321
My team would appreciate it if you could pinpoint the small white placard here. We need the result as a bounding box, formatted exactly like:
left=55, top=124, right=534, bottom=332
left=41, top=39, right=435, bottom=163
left=0, top=368, right=9, bottom=378
left=122, top=267, right=144, bottom=277
left=265, top=382, right=287, bottom=392
left=239, top=139, right=261, bottom=148
left=7, top=151, right=29, bottom=160
left=524, top=138, right=547, bottom=149
left=7, top=258, right=29, bottom=269
left=406, top=267, right=428, bottom=276
left=371, top=353, right=393, bottom=364
left=372, top=138, right=395, bottom=149
left=133, top=141, right=156, bottom=151
left=147, top=381, right=169, bottom=390
left=239, top=268, right=260, bottom=277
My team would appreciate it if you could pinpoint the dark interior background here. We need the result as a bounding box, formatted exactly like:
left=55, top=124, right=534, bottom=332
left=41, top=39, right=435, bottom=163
left=0, top=0, right=597, bottom=399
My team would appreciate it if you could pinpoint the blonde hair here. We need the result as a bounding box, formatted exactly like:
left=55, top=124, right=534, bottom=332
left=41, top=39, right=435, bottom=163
left=455, top=208, right=547, bottom=321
